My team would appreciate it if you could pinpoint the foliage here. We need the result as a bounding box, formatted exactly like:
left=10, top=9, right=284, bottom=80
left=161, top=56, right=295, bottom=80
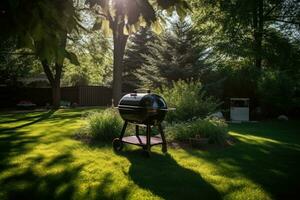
left=1, top=0, right=300, bottom=118
left=0, top=0, right=80, bottom=65
left=165, top=117, right=228, bottom=144
left=86, top=0, right=190, bottom=36
left=195, top=0, right=300, bottom=69
left=123, top=27, right=158, bottom=88
left=132, top=21, right=211, bottom=88
left=264, top=29, right=300, bottom=74
left=221, top=63, right=259, bottom=99
left=258, top=70, right=299, bottom=115
left=157, top=80, right=221, bottom=122
left=81, top=108, right=123, bottom=141
left=257, top=30, right=300, bottom=116
left=86, top=0, right=190, bottom=103
left=208, top=0, right=300, bottom=33
left=0, top=39, right=41, bottom=86
left=62, top=70, right=90, bottom=86
left=0, top=0, right=82, bottom=107
left=189, top=0, right=300, bottom=118
left=62, top=30, right=112, bottom=87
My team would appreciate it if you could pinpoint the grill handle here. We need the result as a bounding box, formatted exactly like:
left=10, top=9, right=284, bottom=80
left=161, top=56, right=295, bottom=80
left=118, top=107, right=136, bottom=111
left=134, top=88, right=150, bottom=93
left=116, top=106, right=176, bottom=111
left=161, top=107, right=176, bottom=111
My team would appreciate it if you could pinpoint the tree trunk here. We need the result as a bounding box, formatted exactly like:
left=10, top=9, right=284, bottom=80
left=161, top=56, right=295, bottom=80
left=41, top=61, right=62, bottom=109
left=253, top=0, right=264, bottom=70
left=53, top=63, right=62, bottom=108
left=52, top=84, right=61, bottom=108
left=112, top=24, right=128, bottom=106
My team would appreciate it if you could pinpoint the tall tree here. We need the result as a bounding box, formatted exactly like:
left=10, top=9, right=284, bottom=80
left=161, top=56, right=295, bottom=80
left=198, top=0, right=300, bottom=69
left=134, top=21, right=211, bottom=88
left=0, top=0, right=80, bottom=107
left=86, top=0, right=189, bottom=105
left=123, top=27, right=157, bottom=88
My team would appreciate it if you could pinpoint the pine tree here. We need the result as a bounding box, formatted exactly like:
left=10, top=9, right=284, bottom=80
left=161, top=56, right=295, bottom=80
left=123, top=28, right=157, bottom=89
left=135, top=21, right=211, bottom=88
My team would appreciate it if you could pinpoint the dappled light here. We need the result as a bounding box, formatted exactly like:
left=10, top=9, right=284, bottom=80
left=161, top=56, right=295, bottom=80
left=122, top=150, right=221, bottom=200
left=182, top=122, right=300, bottom=199
left=1, top=1, right=300, bottom=199
left=1, top=109, right=300, bottom=199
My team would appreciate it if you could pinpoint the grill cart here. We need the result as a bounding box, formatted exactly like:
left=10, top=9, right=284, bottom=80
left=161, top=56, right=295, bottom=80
left=113, top=89, right=173, bottom=156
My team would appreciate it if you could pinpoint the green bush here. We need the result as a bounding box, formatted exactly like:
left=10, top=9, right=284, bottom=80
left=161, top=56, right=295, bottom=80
left=165, top=118, right=228, bottom=145
left=157, top=80, right=221, bottom=122
left=258, top=70, right=297, bottom=116
left=82, top=108, right=123, bottom=141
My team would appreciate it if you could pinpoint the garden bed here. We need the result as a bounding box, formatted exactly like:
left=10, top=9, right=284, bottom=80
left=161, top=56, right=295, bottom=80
left=168, top=135, right=237, bottom=150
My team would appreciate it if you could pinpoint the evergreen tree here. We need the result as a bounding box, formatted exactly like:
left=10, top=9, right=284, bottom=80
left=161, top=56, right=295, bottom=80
left=135, top=21, right=211, bottom=88
left=123, top=28, right=157, bottom=89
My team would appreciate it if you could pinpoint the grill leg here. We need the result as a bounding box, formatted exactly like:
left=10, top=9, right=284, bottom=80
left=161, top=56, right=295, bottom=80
left=146, top=124, right=151, bottom=155
left=135, top=125, right=139, bottom=137
left=158, top=123, right=167, bottom=153
left=119, top=121, right=128, bottom=140
left=136, top=125, right=143, bottom=145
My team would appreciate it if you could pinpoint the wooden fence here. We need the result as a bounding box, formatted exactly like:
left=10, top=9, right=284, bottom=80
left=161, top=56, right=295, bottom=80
left=0, top=86, right=116, bottom=108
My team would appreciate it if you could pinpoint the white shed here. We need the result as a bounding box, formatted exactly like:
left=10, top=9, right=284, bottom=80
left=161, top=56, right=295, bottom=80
left=230, top=98, right=250, bottom=121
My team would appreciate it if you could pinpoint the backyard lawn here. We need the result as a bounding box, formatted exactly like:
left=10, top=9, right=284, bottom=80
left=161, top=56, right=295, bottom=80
left=0, top=108, right=299, bottom=200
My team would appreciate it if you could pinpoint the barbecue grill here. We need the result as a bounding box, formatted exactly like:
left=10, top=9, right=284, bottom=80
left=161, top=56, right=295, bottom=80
left=113, top=89, right=173, bottom=156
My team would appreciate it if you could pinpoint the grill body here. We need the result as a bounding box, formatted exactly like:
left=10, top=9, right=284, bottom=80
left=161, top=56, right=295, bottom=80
left=118, top=93, right=168, bottom=124
left=113, top=91, right=170, bottom=157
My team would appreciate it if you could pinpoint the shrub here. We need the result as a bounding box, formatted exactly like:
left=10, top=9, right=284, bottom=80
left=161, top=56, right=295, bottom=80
left=81, top=108, right=123, bottom=141
left=258, top=70, right=297, bottom=116
left=165, top=118, right=228, bottom=145
left=157, top=80, right=221, bottom=122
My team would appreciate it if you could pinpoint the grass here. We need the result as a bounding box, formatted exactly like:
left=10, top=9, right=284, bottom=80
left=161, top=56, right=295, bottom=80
left=0, top=108, right=299, bottom=200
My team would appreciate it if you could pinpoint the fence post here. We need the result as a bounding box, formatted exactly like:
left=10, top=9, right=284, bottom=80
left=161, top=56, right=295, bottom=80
left=77, top=86, right=81, bottom=106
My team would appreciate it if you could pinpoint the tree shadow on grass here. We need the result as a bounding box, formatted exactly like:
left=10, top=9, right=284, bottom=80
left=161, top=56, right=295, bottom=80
left=0, top=111, right=55, bottom=124
left=0, top=109, right=112, bottom=200
left=121, top=150, right=221, bottom=200
left=0, top=129, right=43, bottom=172
left=81, top=172, right=131, bottom=200
left=0, top=126, right=84, bottom=200
left=0, top=153, right=83, bottom=200
left=0, top=110, right=50, bottom=170
left=0, top=109, right=56, bottom=130
left=184, top=123, right=300, bottom=199
left=0, top=110, right=85, bottom=200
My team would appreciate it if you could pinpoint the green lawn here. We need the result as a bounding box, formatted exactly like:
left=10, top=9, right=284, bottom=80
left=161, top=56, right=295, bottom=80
left=0, top=108, right=299, bottom=200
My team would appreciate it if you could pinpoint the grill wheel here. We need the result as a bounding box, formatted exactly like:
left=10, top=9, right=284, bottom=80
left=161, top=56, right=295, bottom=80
left=112, top=138, right=123, bottom=152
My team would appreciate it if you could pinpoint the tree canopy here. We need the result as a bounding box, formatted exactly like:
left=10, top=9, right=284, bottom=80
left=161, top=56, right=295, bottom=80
left=0, top=0, right=80, bottom=64
left=0, top=0, right=299, bottom=115
left=0, top=0, right=81, bottom=107
left=85, top=0, right=190, bottom=104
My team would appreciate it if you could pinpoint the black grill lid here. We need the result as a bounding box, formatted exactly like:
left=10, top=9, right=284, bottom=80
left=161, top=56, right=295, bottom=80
left=119, top=93, right=145, bottom=106
left=118, top=90, right=167, bottom=110
left=140, top=94, right=167, bottom=109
